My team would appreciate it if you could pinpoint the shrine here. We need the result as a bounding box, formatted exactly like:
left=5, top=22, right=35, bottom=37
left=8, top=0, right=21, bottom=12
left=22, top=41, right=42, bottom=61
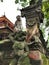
left=0, top=15, right=15, bottom=65
left=0, top=15, right=14, bottom=40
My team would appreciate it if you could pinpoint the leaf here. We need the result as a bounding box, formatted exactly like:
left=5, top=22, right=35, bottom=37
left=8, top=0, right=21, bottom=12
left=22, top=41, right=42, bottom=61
left=15, top=0, right=19, bottom=3
left=20, top=0, right=27, bottom=2
left=46, top=20, right=49, bottom=27
left=21, top=2, right=28, bottom=7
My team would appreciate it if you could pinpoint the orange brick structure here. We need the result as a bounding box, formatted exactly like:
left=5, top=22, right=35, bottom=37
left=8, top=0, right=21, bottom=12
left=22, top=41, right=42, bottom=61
left=0, top=15, right=14, bottom=40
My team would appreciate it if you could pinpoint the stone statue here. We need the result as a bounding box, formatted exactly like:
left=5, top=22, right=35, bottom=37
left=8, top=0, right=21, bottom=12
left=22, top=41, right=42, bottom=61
left=14, top=15, right=22, bottom=31
left=8, top=31, right=31, bottom=65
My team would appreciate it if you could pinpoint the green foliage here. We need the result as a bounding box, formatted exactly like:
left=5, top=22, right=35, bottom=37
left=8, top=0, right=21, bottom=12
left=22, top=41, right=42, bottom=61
left=42, top=1, right=49, bottom=27
left=20, top=0, right=27, bottom=2
left=42, top=54, right=49, bottom=65
left=15, top=0, right=42, bottom=7
left=19, top=56, right=31, bottom=65
left=9, top=58, right=17, bottom=65
left=46, top=20, right=49, bottom=27
left=15, top=0, right=30, bottom=3
left=15, top=0, right=30, bottom=7
left=15, top=0, right=19, bottom=3
left=42, top=1, right=49, bottom=48
left=21, top=2, right=29, bottom=7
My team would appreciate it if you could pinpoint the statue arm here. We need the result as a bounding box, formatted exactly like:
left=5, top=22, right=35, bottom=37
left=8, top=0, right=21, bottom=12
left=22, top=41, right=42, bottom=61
left=23, top=42, right=30, bottom=56
left=8, top=33, right=15, bottom=43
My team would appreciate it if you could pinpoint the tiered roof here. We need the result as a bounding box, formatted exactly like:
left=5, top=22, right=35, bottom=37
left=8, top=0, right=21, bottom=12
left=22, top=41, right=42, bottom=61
left=0, top=15, right=14, bottom=32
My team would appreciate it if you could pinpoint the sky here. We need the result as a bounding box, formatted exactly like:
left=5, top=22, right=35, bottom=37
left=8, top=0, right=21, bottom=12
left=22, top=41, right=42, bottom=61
left=0, top=0, right=26, bottom=30
left=0, top=0, right=22, bottom=23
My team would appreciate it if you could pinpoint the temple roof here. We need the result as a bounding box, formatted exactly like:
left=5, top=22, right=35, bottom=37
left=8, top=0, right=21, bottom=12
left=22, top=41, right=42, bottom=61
left=0, top=15, right=14, bottom=32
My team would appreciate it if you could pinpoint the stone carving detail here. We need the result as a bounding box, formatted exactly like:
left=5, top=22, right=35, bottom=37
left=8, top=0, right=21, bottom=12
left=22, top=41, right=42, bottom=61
left=15, top=15, right=22, bottom=31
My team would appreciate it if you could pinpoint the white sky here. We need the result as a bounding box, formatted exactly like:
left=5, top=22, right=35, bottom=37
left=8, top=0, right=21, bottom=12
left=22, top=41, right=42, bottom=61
left=0, top=0, right=26, bottom=30
left=0, top=0, right=22, bottom=23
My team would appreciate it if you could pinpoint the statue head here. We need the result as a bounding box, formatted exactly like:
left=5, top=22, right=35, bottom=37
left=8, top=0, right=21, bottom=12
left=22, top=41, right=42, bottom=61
left=30, top=0, right=42, bottom=5
left=16, top=15, right=21, bottom=21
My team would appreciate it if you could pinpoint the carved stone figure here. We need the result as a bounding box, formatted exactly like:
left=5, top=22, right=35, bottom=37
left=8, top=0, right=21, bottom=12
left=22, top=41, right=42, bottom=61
left=30, top=0, right=42, bottom=5
left=0, top=0, right=49, bottom=65
left=8, top=31, right=31, bottom=65
left=14, top=15, right=22, bottom=31
left=21, top=0, right=47, bottom=65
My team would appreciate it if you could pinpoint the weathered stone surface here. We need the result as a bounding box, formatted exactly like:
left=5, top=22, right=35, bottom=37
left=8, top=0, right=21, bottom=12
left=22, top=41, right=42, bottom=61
left=21, top=1, right=44, bottom=65
left=21, top=1, right=43, bottom=28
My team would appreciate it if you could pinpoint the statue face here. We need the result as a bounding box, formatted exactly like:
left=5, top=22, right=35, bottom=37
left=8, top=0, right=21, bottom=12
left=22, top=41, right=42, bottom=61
left=27, top=23, right=39, bottom=35
left=26, top=17, right=39, bottom=29
left=26, top=23, right=40, bottom=42
left=26, top=16, right=40, bottom=42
